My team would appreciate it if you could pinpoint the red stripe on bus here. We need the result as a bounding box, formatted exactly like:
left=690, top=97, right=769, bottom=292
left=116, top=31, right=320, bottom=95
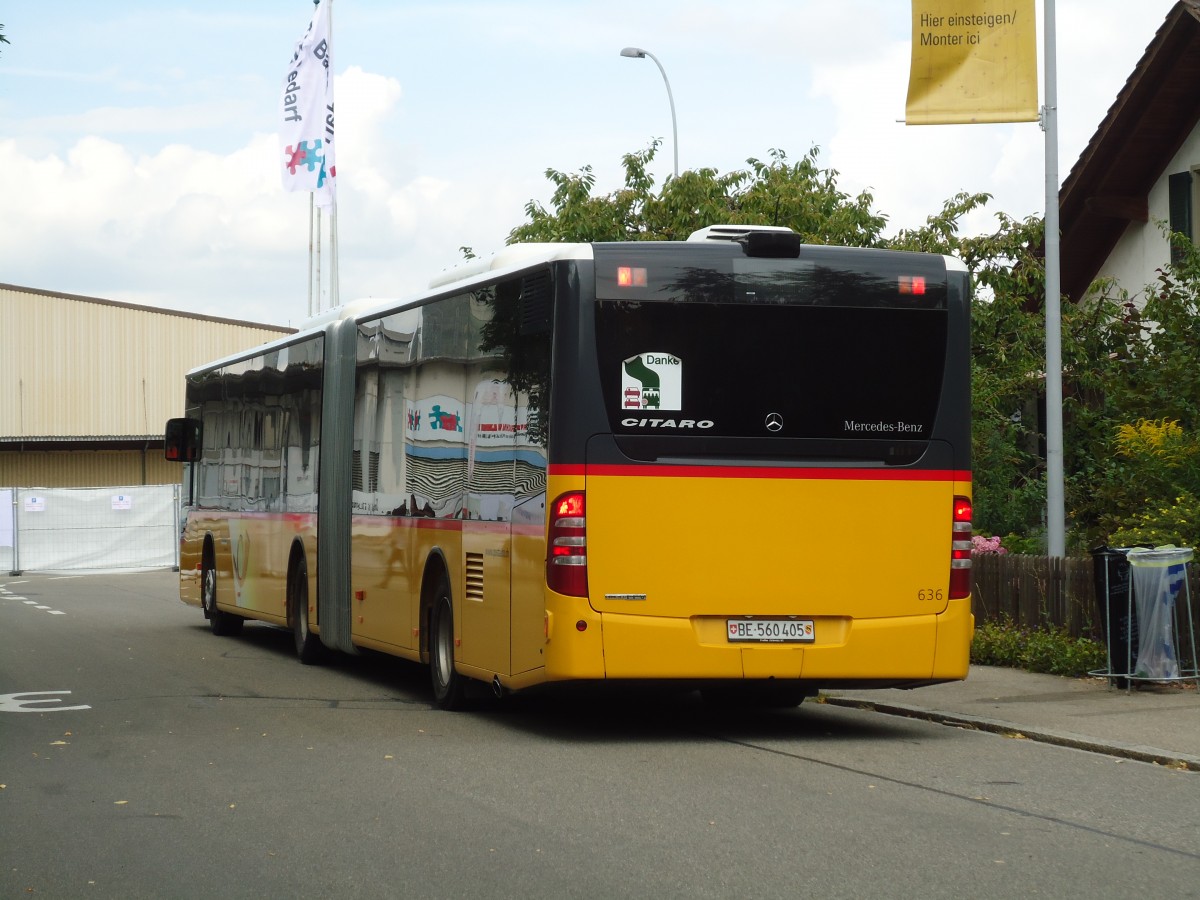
left=550, top=464, right=970, bottom=482
left=190, top=511, right=316, bottom=524
left=352, top=515, right=463, bottom=531
left=194, top=514, right=531, bottom=532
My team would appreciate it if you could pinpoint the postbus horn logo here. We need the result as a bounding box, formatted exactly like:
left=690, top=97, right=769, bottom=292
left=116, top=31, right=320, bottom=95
left=621, top=352, right=682, bottom=411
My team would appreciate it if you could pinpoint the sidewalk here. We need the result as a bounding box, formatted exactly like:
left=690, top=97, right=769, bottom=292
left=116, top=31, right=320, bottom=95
left=823, top=665, right=1200, bottom=771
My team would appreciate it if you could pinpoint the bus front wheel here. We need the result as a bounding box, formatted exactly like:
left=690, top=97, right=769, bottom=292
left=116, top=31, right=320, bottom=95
left=430, top=580, right=466, bottom=711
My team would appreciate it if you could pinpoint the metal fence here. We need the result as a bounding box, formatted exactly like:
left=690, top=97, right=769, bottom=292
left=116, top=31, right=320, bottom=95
left=3, top=485, right=180, bottom=573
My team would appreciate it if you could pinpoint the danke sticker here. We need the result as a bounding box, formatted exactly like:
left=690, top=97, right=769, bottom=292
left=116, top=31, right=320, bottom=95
left=621, top=352, right=682, bottom=411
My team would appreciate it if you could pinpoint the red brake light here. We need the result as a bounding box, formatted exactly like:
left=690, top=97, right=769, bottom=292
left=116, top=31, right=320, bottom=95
left=950, top=495, right=972, bottom=600
left=547, top=491, right=587, bottom=597
left=899, top=275, right=926, bottom=295
left=616, top=266, right=647, bottom=287
left=556, top=494, right=584, bottom=518
left=953, top=498, right=972, bottom=522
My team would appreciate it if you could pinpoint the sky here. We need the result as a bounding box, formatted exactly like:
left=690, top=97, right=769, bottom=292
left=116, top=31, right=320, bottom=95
left=0, top=0, right=1180, bottom=328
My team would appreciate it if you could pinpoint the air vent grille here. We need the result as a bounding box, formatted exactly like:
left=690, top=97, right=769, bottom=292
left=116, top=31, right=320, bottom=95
left=466, top=552, right=485, bottom=602
left=519, top=270, right=553, bottom=335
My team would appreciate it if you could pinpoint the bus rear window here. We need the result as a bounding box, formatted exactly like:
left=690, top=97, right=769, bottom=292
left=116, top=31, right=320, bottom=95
left=594, top=295, right=947, bottom=448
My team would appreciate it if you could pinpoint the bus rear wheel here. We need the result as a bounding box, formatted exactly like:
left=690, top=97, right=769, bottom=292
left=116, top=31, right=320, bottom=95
left=290, top=554, right=325, bottom=665
left=430, top=580, right=466, bottom=711
left=201, top=552, right=243, bottom=637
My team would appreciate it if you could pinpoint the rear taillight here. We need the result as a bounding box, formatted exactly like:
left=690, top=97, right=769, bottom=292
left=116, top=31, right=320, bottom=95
left=547, top=491, right=587, bottom=597
left=950, top=496, right=972, bottom=599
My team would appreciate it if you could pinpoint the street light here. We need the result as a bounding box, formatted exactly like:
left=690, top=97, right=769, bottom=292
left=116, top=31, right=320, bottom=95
left=620, top=46, right=679, bottom=178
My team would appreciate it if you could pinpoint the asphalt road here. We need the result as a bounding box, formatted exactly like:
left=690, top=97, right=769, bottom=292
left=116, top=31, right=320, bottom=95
left=2, top=571, right=1197, bottom=899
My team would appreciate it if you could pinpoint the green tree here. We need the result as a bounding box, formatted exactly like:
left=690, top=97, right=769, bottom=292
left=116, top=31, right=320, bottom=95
left=510, top=143, right=1048, bottom=538
left=958, top=214, right=1051, bottom=540
left=507, top=143, right=1200, bottom=552
left=509, top=143, right=887, bottom=246
left=1066, top=233, right=1200, bottom=548
left=954, top=218, right=1200, bottom=550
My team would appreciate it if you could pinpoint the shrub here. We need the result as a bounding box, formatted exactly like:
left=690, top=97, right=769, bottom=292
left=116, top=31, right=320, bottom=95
left=999, top=532, right=1044, bottom=555
left=1092, top=418, right=1200, bottom=550
left=1108, top=491, right=1200, bottom=550
left=971, top=617, right=1108, bottom=677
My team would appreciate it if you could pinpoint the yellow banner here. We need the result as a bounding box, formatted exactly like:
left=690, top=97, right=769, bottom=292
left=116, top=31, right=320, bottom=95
left=905, top=0, right=1038, bottom=125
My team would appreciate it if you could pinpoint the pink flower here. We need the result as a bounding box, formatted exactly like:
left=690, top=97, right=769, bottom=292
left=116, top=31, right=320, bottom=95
left=972, top=535, right=1008, bottom=554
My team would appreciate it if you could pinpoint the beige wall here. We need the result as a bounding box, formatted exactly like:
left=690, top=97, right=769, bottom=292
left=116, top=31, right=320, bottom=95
left=0, top=284, right=292, bottom=440
left=0, top=448, right=181, bottom=488
left=1, top=284, right=294, bottom=489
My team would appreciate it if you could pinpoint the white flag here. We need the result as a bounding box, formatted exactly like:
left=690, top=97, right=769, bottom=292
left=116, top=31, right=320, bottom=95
left=280, top=0, right=336, bottom=209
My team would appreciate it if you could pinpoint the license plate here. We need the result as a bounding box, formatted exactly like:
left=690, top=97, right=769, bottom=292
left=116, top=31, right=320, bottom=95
left=727, top=618, right=815, bottom=643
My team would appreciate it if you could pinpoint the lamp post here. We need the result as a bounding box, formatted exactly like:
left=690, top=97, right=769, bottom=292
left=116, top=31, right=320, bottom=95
left=620, top=46, right=678, bottom=178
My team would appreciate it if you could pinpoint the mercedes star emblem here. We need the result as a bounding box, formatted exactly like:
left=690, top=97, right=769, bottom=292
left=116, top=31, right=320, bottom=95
left=765, top=412, right=784, bottom=433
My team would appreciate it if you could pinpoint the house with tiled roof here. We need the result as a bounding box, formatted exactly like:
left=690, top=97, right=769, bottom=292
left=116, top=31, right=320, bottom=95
left=1060, top=0, right=1200, bottom=303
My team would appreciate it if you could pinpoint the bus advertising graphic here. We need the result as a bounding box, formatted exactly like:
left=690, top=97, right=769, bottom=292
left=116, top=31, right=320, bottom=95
left=621, top=352, right=682, bottom=411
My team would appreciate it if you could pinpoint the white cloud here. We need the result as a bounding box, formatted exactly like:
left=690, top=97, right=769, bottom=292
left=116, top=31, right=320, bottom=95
left=1, top=0, right=1181, bottom=327
left=0, top=62, right=546, bottom=327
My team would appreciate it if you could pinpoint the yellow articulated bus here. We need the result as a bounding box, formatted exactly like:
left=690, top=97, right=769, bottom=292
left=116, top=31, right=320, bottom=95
left=165, top=224, right=973, bottom=709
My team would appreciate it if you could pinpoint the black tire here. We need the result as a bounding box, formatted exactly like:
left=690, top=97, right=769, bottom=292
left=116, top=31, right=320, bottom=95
left=429, top=579, right=466, bottom=711
left=201, top=550, right=244, bottom=637
left=290, top=554, right=325, bottom=665
left=701, top=682, right=809, bottom=710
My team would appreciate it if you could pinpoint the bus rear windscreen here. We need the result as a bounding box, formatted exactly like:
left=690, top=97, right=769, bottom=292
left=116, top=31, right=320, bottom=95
left=593, top=250, right=950, bottom=455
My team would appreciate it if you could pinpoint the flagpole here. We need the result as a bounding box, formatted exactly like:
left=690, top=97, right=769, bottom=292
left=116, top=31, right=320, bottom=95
left=328, top=0, right=340, bottom=309
left=1042, top=0, right=1066, bottom=557
left=331, top=208, right=340, bottom=308
left=315, top=206, right=323, bottom=314
left=307, top=195, right=315, bottom=318
left=313, top=0, right=323, bottom=317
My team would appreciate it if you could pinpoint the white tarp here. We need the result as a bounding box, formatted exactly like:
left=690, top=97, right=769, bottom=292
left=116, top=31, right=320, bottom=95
left=0, top=488, right=13, bottom=572
left=13, top=485, right=177, bottom=571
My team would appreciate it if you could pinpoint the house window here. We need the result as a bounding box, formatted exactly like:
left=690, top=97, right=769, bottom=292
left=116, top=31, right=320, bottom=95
left=1168, top=170, right=1195, bottom=264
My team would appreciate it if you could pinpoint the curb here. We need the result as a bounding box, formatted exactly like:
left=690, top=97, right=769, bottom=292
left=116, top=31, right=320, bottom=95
left=820, top=695, right=1200, bottom=773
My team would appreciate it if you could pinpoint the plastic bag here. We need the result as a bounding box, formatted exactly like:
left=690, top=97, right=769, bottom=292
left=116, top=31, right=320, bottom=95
left=1127, top=546, right=1192, bottom=681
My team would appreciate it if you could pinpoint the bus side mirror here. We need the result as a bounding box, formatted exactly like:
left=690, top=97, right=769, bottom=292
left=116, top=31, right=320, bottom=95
left=165, top=417, right=201, bottom=462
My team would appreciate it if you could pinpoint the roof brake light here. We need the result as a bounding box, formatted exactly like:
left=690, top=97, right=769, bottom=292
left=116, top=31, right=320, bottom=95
left=617, top=266, right=647, bottom=288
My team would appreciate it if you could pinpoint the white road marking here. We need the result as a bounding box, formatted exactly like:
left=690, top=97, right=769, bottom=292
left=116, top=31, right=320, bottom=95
left=0, top=691, right=92, bottom=712
left=8, top=598, right=66, bottom=615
